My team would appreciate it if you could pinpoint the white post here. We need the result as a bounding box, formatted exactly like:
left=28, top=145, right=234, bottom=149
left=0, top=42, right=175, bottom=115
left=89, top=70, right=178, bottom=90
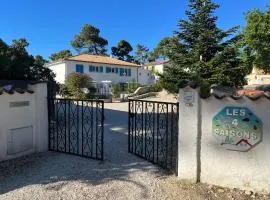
left=29, top=83, right=48, bottom=152
left=178, top=86, right=201, bottom=182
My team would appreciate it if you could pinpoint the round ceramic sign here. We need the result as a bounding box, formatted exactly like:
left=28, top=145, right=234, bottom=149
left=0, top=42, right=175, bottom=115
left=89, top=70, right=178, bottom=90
left=212, top=106, right=262, bottom=152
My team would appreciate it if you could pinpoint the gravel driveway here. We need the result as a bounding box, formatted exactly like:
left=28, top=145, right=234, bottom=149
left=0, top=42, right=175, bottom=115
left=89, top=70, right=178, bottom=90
left=1, top=102, right=269, bottom=200
left=0, top=102, right=171, bottom=200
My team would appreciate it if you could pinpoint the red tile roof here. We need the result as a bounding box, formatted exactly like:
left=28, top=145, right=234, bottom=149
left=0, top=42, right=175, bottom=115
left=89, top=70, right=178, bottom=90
left=65, top=54, right=139, bottom=67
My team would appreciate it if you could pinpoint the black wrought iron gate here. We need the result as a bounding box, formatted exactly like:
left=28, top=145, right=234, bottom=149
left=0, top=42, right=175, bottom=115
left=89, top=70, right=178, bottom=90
left=48, top=98, right=104, bottom=160
left=128, top=99, right=179, bottom=173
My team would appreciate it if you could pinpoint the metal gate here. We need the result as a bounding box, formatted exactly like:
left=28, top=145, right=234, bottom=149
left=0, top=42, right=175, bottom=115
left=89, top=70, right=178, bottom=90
left=48, top=98, right=104, bottom=160
left=128, top=99, right=179, bottom=173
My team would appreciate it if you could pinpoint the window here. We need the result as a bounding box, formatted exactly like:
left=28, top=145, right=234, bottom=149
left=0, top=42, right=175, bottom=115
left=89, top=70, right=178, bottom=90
left=120, top=68, right=131, bottom=76
left=76, top=64, right=84, bottom=73
left=106, top=67, right=111, bottom=73
left=111, top=67, right=118, bottom=74
left=89, top=65, right=94, bottom=72
left=90, top=65, right=103, bottom=73
left=119, top=68, right=124, bottom=76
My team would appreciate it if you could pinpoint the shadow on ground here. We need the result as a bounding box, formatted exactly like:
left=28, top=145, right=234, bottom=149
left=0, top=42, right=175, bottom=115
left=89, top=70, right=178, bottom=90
left=0, top=105, right=168, bottom=197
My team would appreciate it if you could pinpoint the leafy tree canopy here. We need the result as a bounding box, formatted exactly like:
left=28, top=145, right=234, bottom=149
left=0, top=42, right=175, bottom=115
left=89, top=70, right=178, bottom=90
left=134, top=44, right=153, bottom=64
left=0, top=38, right=55, bottom=81
left=111, top=40, right=133, bottom=62
left=152, top=37, right=179, bottom=60
left=49, top=49, right=72, bottom=61
left=71, top=24, right=108, bottom=55
left=243, top=7, right=270, bottom=73
left=159, top=0, right=248, bottom=93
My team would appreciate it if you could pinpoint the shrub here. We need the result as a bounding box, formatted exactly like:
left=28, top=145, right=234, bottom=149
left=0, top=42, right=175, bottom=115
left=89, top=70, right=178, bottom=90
left=64, top=72, right=94, bottom=99
left=59, top=84, right=70, bottom=97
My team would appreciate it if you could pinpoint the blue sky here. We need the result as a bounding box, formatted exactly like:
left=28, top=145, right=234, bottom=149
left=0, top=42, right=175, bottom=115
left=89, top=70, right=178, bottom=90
left=0, top=0, right=268, bottom=59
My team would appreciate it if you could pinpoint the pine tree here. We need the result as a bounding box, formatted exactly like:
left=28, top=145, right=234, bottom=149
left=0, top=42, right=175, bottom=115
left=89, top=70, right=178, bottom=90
left=111, top=40, right=133, bottom=62
left=71, top=24, right=108, bottom=55
left=159, top=0, right=248, bottom=93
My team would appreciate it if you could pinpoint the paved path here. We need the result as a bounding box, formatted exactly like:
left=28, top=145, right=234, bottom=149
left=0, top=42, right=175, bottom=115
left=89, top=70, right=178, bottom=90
left=0, top=103, right=172, bottom=200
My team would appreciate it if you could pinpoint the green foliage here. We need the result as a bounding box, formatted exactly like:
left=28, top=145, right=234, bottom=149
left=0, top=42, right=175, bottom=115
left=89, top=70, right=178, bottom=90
left=159, top=0, right=247, bottom=93
left=0, top=38, right=55, bottom=81
left=49, top=49, right=72, bottom=61
left=111, top=40, right=133, bottom=62
left=150, top=81, right=163, bottom=92
left=134, top=44, right=151, bottom=64
left=111, top=83, right=121, bottom=98
left=59, top=84, right=71, bottom=97
left=71, top=24, right=108, bottom=55
left=64, top=72, right=93, bottom=99
left=152, top=37, right=179, bottom=60
left=243, top=8, right=270, bottom=72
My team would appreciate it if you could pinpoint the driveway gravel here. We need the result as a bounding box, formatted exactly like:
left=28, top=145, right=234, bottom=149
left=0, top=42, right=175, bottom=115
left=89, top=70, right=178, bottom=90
left=1, top=102, right=269, bottom=200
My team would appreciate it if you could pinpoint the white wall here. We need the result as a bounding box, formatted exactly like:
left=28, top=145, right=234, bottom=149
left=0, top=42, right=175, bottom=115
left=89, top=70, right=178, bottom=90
left=145, top=64, right=164, bottom=74
left=48, top=62, right=66, bottom=84
left=65, top=61, right=139, bottom=84
left=0, top=83, right=48, bottom=162
left=154, top=64, right=165, bottom=74
left=201, top=97, right=270, bottom=193
left=178, top=88, right=270, bottom=193
left=138, top=67, right=155, bottom=85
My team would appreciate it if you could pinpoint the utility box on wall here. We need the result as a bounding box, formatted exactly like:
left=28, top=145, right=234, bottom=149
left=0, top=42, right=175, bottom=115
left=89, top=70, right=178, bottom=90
left=7, top=126, right=34, bottom=155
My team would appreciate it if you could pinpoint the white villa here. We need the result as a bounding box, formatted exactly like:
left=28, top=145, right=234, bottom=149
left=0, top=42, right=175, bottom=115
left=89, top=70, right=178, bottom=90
left=46, top=54, right=154, bottom=85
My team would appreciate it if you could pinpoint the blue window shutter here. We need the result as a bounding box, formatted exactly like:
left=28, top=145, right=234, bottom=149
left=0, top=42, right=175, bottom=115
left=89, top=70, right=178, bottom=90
left=76, top=64, right=84, bottom=73
left=128, top=69, right=131, bottom=76
left=81, top=65, right=84, bottom=73
left=76, top=65, right=80, bottom=72
left=120, top=68, right=123, bottom=76
left=106, top=67, right=111, bottom=73
left=115, top=68, right=118, bottom=73
left=99, top=66, right=103, bottom=73
left=89, top=65, right=93, bottom=72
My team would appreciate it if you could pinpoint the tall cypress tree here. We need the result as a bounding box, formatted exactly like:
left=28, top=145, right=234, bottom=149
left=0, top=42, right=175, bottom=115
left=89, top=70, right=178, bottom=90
left=159, top=0, right=248, bottom=93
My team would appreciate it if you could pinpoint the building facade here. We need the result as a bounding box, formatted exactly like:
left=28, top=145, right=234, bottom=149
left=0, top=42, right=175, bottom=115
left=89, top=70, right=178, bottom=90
left=46, top=54, right=154, bottom=85
left=246, top=67, right=270, bottom=85
left=143, top=60, right=170, bottom=81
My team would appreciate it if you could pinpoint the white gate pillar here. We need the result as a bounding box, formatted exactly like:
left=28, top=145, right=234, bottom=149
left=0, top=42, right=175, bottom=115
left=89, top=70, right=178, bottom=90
left=29, top=82, right=48, bottom=152
left=178, top=86, right=201, bottom=182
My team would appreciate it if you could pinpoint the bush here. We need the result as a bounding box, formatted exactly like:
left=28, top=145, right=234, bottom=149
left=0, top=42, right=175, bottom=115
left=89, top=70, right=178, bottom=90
left=63, top=72, right=94, bottom=99
left=59, top=84, right=70, bottom=97
left=111, top=83, right=121, bottom=98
